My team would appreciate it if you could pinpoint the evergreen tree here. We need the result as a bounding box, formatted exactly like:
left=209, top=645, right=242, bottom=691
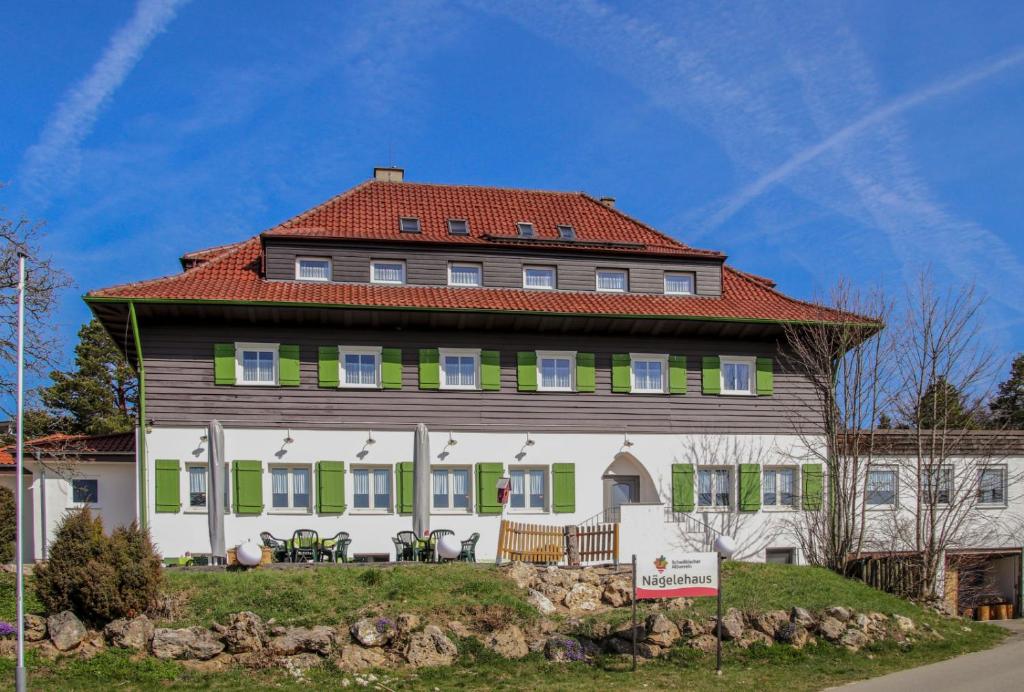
left=990, top=354, right=1024, bottom=429
left=41, top=320, right=137, bottom=435
left=914, top=376, right=974, bottom=429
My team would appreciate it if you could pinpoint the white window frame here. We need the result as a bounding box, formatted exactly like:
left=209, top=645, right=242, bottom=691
left=439, top=348, right=481, bottom=390
left=696, top=467, right=732, bottom=510
left=268, top=464, right=314, bottom=514
left=430, top=466, right=473, bottom=514
left=447, top=219, right=469, bottom=235
left=338, top=346, right=382, bottom=389
left=977, top=466, right=1008, bottom=508
left=186, top=463, right=208, bottom=512
left=351, top=465, right=393, bottom=514
left=596, top=269, right=628, bottom=293
left=762, top=466, right=799, bottom=510
left=235, top=342, right=279, bottom=386
left=920, top=465, right=954, bottom=506
left=664, top=272, right=695, bottom=295
left=866, top=466, right=899, bottom=509
left=70, top=476, right=100, bottom=508
left=720, top=355, right=756, bottom=396
left=629, top=353, right=668, bottom=394
left=294, top=256, right=332, bottom=282
left=516, top=221, right=536, bottom=237
left=447, top=262, right=483, bottom=287
left=523, top=265, right=556, bottom=290
left=536, top=350, right=576, bottom=392
left=508, top=466, right=548, bottom=513
left=370, top=260, right=407, bottom=285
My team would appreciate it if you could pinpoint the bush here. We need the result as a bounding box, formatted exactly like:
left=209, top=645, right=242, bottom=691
left=0, top=486, right=14, bottom=564
left=33, top=508, right=163, bottom=626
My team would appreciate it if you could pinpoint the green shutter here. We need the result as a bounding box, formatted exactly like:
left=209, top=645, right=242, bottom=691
left=232, top=460, right=263, bottom=514
left=279, top=344, right=300, bottom=386
left=702, top=356, right=721, bottom=394
left=671, top=464, right=694, bottom=512
left=552, top=463, right=575, bottom=513
left=802, top=464, right=824, bottom=510
left=756, top=357, right=774, bottom=396
left=739, top=464, right=761, bottom=512
left=419, top=349, right=440, bottom=390
left=481, top=350, right=501, bottom=391
left=575, top=353, right=595, bottom=393
left=318, top=346, right=339, bottom=388
left=214, top=344, right=235, bottom=385
left=316, top=461, right=346, bottom=514
left=476, top=463, right=503, bottom=514
left=516, top=352, right=537, bottom=392
left=396, top=462, right=414, bottom=513
left=381, top=348, right=402, bottom=390
left=154, top=459, right=180, bottom=513
left=611, top=354, right=631, bottom=393
left=669, top=355, right=687, bottom=394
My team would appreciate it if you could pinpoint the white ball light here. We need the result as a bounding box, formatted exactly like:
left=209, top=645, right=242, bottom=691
left=236, top=540, right=263, bottom=566
left=436, top=534, right=462, bottom=560
left=713, top=535, right=736, bottom=559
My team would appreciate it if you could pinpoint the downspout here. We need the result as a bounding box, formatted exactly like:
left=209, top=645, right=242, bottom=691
left=128, top=302, right=148, bottom=529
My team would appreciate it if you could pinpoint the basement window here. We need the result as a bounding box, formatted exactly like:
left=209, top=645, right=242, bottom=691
left=557, top=224, right=576, bottom=240
left=399, top=217, right=421, bottom=233
left=516, top=222, right=535, bottom=238
left=447, top=219, right=469, bottom=235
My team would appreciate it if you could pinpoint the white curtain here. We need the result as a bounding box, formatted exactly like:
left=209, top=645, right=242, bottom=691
left=698, top=470, right=712, bottom=504
left=299, top=260, right=329, bottom=280
left=525, top=269, right=553, bottom=288
left=511, top=470, right=524, bottom=495
left=665, top=274, right=693, bottom=294
left=779, top=469, right=794, bottom=503
left=189, top=466, right=206, bottom=494
left=529, top=469, right=545, bottom=505
left=271, top=469, right=288, bottom=495
left=597, top=272, right=626, bottom=291
left=634, top=361, right=662, bottom=391
left=541, top=358, right=570, bottom=388
left=354, top=469, right=369, bottom=495
left=714, top=469, right=730, bottom=505
left=293, top=469, right=309, bottom=496
left=451, top=266, right=480, bottom=285
left=374, top=263, right=404, bottom=282
left=764, top=469, right=777, bottom=504
left=433, top=470, right=448, bottom=505
left=243, top=351, right=273, bottom=382
left=453, top=469, right=468, bottom=496
left=373, top=469, right=390, bottom=496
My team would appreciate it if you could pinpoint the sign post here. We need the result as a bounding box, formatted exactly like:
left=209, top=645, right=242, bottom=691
left=631, top=554, right=637, bottom=672
left=716, top=554, right=722, bottom=674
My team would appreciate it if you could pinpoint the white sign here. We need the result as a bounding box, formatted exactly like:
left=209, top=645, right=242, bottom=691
left=636, top=552, right=719, bottom=599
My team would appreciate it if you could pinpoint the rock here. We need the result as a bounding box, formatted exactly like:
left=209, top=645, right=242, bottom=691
left=222, top=611, right=267, bottom=654
left=749, top=610, right=789, bottom=639
left=269, top=631, right=304, bottom=656
left=790, top=607, right=816, bottom=628
left=104, top=615, right=155, bottom=651
left=270, top=625, right=287, bottom=637
left=715, top=608, right=744, bottom=641
left=350, top=618, right=396, bottom=647
left=687, top=634, right=718, bottom=654
left=447, top=621, right=471, bottom=638
left=737, top=630, right=774, bottom=649
left=611, top=621, right=645, bottom=642
left=76, top=631, right=106, bottom=660
left=484, top=625, right=528, bottom=659
left=182, top=652, right=234, bottom=673
left=840, top=628, right=871, bottom=651
left=544, top=636, right=586, bottom=662
left=527, top=589, right=557, bottom=616
left=405, top=625, right=458, bottom=668
left=507, top=561, right=538, bottom=589
left=892, top=614, right=915, bottom=634
left=817, top=617, right=845, bottom=642
left=588, top=621, right=612, bottom=640
left=267, top=627, right=334, bottom=656
left=541, top=566, right=578, bottom=589
left=336, top=644, right=388, bottom=672
left=396, top=613, right=420, bottom=633
left=283, top=652, right=322, bottom=679
left=537, top=584, right=568, bottom=606
left=578, top=569, right=602, bottom=586
left=602, top=579, right=632, bottom=608
left=776, top=623, right=809, bottom=649
left=28, top=640, right=59, bottom=660
left=211, top=622, right=227, bottom=635
left=645, top=614, right=680, bottom=648
left=47, top=611, right=87, bottom=651
left=665, top=597, right=693, bottom=610
left=152, top=627, right=225, bottom=661
left=563, top=583, right=602, bottom=612
left=681, top=618, right=710, bottom=637
left=825, top=606, right=853, bottom=622
left=24, top=614, right=47, bottom=642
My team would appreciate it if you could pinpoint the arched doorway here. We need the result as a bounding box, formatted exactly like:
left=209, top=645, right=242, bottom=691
left=601, top=452, right=658, bottom=520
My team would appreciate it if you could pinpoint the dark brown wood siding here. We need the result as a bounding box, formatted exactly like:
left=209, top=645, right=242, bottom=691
left=141, top=322, right=819, bottom=434
left=268, top=240, right=723, bottom=296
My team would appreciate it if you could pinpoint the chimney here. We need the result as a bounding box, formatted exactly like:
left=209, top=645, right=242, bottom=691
left=373, top=166, right=404, bottom=182
left=599, top=196, right=616, bottom=208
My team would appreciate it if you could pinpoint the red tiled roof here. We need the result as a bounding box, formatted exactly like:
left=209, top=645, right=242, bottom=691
left=0, top=432, right=135, bottom=465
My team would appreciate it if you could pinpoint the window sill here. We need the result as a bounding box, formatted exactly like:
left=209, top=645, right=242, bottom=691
left=865, top=506, right=897, bottom=512
left=507, top=509, right=548, bottom=515
left=439, top=386, right=480, bottom=391
left=696, top=506, right=731, bottom=513
left=629, top=390, right=669, bottom=395
left=977, top=503, right=1008, bottom=510
left=234, top=382, right=279, bottom=388
left=349, top=509, right=392, bottom=515
left=268, top=509, right=313, bottom=515
left=719, top=391, right=755, bottom=397
left=338, top=384, right=381, bottom=390
left=431, top=510, right=473, bottom=515
left=71, top=504, right=102, bottom=510
left=762, top=505, right=798, bottom=513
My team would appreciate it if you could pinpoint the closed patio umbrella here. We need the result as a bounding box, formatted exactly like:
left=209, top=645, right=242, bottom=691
left=413, top=423, right=430, bottom=538
left=208, top=420, right=226, bottom=563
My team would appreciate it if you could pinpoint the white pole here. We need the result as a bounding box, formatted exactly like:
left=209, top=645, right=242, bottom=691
left=15, top=251, right=27, bottom=692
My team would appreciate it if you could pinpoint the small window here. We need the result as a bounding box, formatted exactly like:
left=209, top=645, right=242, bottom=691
left=339, top=347, right=381, bottom=388
left=448, top=262, right=482, bottom=287
left=188, top=466, right=207, bottom=508
left=765, top=548, right=795, bottom=564
left=353, top=467, right=392, bottom=512
left=720, top=356, right=755, bottom=395
left=236, top=343, right=278, bottom=385
left=763, top=467, right=797, bottom=507
left=440, top=348, right=480, bottom=390
left=920, top=467, right=953, bottom=505
left=371, top=260, right=406, bottom=285
left=399, top=217, right=421, bottom=233
left=432, top=467, right=471, bottom=511
left=72, top=478, right=98, bottom=504
left=596, top=269, right=628, bottom=292
left=447, top=219, right=469, bottom=235
left=665, top=272, right=695, bottom=295
left=630, top=354, right=667, bottom=393
left=295, top=257, right=331, bottom=282
left=270, top=466, right=312, bottom=512
left=516, top=222, right=536, bottom=237
left=523, top=266, right=556, bottom=290
left=866, top=467, right=898, bottom=507
left=537, top=351, right=575, bottom=392
left=697, top=468, right=731, bottom=508
left=978, top=467, right=1007, bottom=505
left=509, top=467, right=546, bottom=511
left=557, top=224, right=576, bottom=240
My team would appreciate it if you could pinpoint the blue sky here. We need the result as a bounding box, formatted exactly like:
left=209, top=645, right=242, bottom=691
left=2, top=0, right=1023, bottom=378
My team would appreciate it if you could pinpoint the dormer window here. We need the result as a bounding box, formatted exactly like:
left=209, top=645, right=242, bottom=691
left=516, top=222, right=535, bottom=238
left=447, top=219, right=469, bottom=235
left=557, top=225, right=576, bottom=240
left=399, top=217, right=421, bottom=233
left=295, top=257, right=331, bottom=282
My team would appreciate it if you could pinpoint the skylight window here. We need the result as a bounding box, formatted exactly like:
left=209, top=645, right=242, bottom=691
left=447, top=219, right=469, bottom=235
left=516, top=222, right=535, bottom=238
left=557, top=225, right=576, bottom=240
left=399, top=217, right=421, bottom=233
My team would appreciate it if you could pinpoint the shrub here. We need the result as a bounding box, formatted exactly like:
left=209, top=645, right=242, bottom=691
left=33, top=508, right=163, bottom=626
left=0, top=486, right=14, bottom=564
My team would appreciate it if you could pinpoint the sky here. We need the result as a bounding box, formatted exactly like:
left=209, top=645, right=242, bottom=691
left=2, top=0, right=1023, bottom=382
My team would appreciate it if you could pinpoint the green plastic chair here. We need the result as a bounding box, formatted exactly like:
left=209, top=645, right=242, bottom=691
left=393, top=531, right=419, bottom=562
left=459, top=533, right=480, bottom=562
left=319, top=531, right=352, bottom=563
left=427, top=529, right=454, bottom=563
left=291, top=530, right=319, bottom=562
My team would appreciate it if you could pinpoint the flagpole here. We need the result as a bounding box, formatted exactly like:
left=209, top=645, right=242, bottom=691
left=15, top=250, right=27, bottom=692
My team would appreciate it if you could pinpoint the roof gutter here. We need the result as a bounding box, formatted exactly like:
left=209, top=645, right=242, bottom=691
left=128, top=301, right=148, bottom=530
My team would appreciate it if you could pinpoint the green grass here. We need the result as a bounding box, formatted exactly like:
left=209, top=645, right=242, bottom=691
left=0, top=573, right=43, bottom=623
